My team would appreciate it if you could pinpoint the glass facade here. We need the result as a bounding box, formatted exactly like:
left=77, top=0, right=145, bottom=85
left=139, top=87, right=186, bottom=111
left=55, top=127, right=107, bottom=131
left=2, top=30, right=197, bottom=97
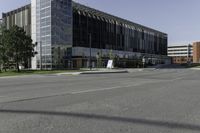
left=34, top=0, right=72, bottom=69
left=51, top=0, right=72, bottom=69
left=35, top=0, right=52, bottom=69
left=71, top=2, right=168, bottom=68
left=73, top=2, right=167, bottom=56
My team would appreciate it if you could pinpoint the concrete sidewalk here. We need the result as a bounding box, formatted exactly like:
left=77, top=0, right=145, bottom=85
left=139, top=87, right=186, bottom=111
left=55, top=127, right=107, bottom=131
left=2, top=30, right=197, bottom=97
left=190, top=67, right=200, bottom=70
left=80, top=70, right=128, bottom=74
left=57, top=69, right=128, bottom=75
left=57, top=68, right=144, bottom=75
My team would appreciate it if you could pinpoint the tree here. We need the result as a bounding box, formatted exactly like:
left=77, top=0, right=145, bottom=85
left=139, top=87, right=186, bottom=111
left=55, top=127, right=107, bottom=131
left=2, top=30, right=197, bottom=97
left=0, top=27, right=2, bottom=72
left=0, top=32, right=3, bottom=72
left=2, top=25, right=36, bottom=72
left=96, top=51, right=103, bottom=68
left=109, top=49, right=114, bottom=60
left=21, top=35, right=37, bottom=69
left=0, top=27, right=9, bottom=72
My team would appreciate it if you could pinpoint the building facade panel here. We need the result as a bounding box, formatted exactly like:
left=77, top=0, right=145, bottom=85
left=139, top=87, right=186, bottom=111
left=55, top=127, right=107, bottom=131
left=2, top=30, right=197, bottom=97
left=2, top=4, right=31, bottom=36
left=31, top=0, right=72, bottom=69
left=34, top=0, right=52, bottom=69
left=51, top=0, right=73, bottom=69
left=193, top=42, right=200, bottom=63
left=31, top=0, right=37, bottom=69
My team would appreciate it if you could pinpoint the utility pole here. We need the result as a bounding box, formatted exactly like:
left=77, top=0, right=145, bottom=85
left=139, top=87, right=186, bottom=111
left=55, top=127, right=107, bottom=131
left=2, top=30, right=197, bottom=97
left=40, top=41, right=42, bottom=70
left=86, top=12, right=92, bottom=70
left=89, top=33, right=92, bottom=70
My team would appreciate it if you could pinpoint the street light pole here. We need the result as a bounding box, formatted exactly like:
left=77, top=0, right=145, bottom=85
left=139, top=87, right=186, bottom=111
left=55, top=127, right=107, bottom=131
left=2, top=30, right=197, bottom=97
left=89, top=33, right=92, bottom=70
left=40, top=41, right=42, bottom=70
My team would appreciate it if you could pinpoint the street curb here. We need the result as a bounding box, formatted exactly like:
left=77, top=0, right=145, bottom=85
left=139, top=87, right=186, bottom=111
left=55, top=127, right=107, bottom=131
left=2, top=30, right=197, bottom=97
left=80, top=70, right=129, bottom=75
left=56, top=72, right=81, bottom=76
left=190, top=68, right=200, bottom=70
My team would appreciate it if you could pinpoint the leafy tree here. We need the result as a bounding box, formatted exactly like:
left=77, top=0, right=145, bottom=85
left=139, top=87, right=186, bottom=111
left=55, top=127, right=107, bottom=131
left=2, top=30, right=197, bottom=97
left=21, top=35, right=37, bottom=69
left=2, top=25, right=36, bottom=72
left=0, top=32, right=2, bottom=72
left=109, top=49, right=114, bottom=60
left=11, top=26, right=36, bottom=72
left=0, top=27, right=10, bottom=72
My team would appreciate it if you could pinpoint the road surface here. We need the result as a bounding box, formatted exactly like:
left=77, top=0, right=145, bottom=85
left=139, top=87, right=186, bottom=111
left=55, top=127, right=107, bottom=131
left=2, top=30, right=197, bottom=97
left=0, top=68, right=200, bottom=133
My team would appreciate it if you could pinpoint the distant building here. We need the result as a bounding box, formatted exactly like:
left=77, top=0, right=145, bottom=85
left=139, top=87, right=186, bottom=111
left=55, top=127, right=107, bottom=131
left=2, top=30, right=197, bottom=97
left=168, top=42, right=200, bottom=64
left=1, top=0, right=169, bottom=69
left=193, top=42, right=200, bottom=63
left=168, top=44, right=193, bottom=64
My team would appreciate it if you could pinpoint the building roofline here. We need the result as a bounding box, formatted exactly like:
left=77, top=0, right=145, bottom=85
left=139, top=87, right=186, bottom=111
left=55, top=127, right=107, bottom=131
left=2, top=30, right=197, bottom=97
left=73, top=1, right=167, bottom=36
left=193, top=41, right=200, bottom=44
left=2, top=1, right=167, bottom=36
left=2, top=4, right=31, bottom=17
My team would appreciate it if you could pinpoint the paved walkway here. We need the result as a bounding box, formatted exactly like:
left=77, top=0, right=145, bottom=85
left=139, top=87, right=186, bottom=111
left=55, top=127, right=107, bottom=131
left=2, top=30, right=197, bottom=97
left=57, top=68, right=144, bottom=75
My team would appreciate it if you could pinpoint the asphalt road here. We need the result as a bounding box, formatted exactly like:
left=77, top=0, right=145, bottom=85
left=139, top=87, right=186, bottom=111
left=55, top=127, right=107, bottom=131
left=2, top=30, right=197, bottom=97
left=0, top=68, right=200, bottom=133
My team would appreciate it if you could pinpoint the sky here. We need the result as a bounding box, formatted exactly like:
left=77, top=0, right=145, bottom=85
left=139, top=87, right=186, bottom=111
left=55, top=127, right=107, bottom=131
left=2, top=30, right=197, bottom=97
left=0, top=0, right=200, bottom=45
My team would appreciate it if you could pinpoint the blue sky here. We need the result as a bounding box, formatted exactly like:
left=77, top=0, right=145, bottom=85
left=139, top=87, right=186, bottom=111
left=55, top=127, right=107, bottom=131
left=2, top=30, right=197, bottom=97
left=0, top=0, right=200, bottom=45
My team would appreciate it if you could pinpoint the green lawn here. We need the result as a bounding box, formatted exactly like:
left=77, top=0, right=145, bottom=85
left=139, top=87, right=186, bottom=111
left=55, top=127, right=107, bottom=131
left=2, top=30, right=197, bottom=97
left=0, top=70, right=83, bottom=77
left=181, top=63, right=200, bottom=68
left=193, top=65, right=200, bottom=68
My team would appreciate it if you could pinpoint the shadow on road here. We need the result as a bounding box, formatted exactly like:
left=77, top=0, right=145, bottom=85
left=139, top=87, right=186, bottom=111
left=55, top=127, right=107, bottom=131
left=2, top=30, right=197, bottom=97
left=0, top=109, right=200, bottom=131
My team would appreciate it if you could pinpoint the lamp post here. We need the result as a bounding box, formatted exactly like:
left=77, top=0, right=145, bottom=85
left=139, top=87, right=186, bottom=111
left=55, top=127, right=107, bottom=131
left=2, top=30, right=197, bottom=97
left=40, top=41, right=42, bottom=70
left=86, top=11, right=92, bottom=70
left=89, top=33, right=92, bottom=70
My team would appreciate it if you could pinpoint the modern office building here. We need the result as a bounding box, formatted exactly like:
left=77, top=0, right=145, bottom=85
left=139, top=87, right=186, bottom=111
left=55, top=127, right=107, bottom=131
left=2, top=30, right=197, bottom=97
left=72, top=2, right=168, bottom=68
left=1, top=0, right=169, bottom=69
left=168, top=42, right=200, bottom=64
